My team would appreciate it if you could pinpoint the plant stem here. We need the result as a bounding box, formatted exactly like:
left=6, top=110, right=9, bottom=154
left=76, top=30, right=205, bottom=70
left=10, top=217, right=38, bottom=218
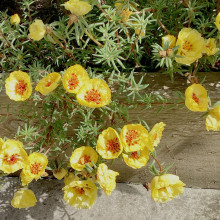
left=151, top=154, right=163, bottom=174
left=84, top=29, right=104, bottom=48
left=0, top=29, right=11, bottom=47
left=158, top=19, right=170, bottom=35
left=50, top=32, right=77, bottom=62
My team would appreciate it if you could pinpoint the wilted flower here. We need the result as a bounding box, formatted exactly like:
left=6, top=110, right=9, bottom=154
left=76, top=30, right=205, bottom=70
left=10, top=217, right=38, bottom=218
left=53, top=168, right=67, bottom=180
left=28, top=19, right=46, bottom=41
left=133, top=23, right=145, bottom=37
left=214, top=12, right=220, bottom=31
left=10, top=14, right=20, bottom=25
left=205, top=104, right=220, bottom=131
left=36, top=72, right=61, bottom=95
left=76, top=79, right=111, bottom=108
left=70, top=146, right=98, bottom=171
left=203, top=38, right=218, bottom=56
left=0, top=140, right=28, bottom=174
left=185, top=84, right=209, bottom=112
left=5, top=71, right=32, bottom=101
left=63, top=180, right=97, bottom=209
left=64, top=172, right=79, bottom=185
left=149, top=122, right=166, bottom=150
left=96, top=163, right=119, bottom=196
left=115, top=1, right=133, bottom=22
left=11, top=189, right=37, bottom=209
left=64, top=0, right=92, bottom=16
left=162, top=35, right=176, bottom=49
left=175, top=28, right=205, bottom=65
left=122, top=147, right=149, bottom=169
left=96, top=127, right=123, bottom=159
left=20, top=152, right=48, bottom=186
left=62, top=64, right=90, bottom=94
left=151, top=174, right=185, bottom=203
left=120, top=124, right=151, bottom=152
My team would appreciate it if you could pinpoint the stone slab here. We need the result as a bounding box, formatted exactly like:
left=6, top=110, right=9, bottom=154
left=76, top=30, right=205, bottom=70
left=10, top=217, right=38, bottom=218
left=0, top=177, right=220, bottom=220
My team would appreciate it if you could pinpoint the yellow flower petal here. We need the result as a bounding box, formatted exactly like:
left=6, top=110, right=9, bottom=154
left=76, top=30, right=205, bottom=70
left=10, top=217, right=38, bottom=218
left=214, top=12, right=220, bottom=31
left=175, top=28, right=205, bottom=65
left=151, top=174, right=185, bottom=203
left=122, top=147, right=149, bottom=169
left=5, top=71, right=32, bottom=101
left=0, top=138, right=4, bottom=151
left=11, top=189, right=37, bottom=209
left=185, top=84, right=209, bottom=112
left=149, top=122, right=166, bottom=148
left=120, top=124, right=150, bottom=152
left=76, top=78, right=111, bottom=108
left=62, top=64, right=90, bottom=93
left=64, top=0, right=92, bottom=16
left=28, top=19, right=46, bottom=41
left=53, top=168, right=67, bottom=180
left=0, top=140, right=28, bottom=174
left=162, top=35, right=176, bottom=49
left=96, top=127, right=123, bottom=159
left=36, top=72, right=61, bottom=95
left=63, top=180, right=97, bottom=209
left=70, top=146, right=98, bottom=171
left=205, top=104, right=220, bottom=131
left=203, top=38, right=218, bottom=56
left=21, top=152, right=48, bottom=186
left=64, top=172, right=80, bottom=185
left=97, top=163, right=119, bottom=196
left=10, top=14, right=20, bottom=25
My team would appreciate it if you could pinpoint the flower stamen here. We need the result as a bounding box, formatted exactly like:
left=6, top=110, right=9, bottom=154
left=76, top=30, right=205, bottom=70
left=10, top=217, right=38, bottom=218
left=68, top=73, right=79, bottom=90
left=15, top=80, right=27, bottom=95
left=30, top=162, right=43, bottom=175
left=84, top=89, right=101, bottom=104
left=3, top=154, right=20, bottom=165
left=192, top=93, right=200, bottom=104
left=125, top=130, right=139, bottom=146
left=106, top=138, right=120, bottom=154
left=78, top=155, right=91, bottom=165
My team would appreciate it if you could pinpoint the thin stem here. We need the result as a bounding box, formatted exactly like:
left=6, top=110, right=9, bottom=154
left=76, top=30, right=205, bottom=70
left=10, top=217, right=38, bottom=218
left=158, top=19, right=170, bottom=35
left=84, top=29, right=104, bottom=48
left=151, top=154, right=163, bottom=174
left=96, top=3, right=111, bottom=21
left=50, top=32, right=77, bottom=62
left=0, top=29, right=11, bottom=47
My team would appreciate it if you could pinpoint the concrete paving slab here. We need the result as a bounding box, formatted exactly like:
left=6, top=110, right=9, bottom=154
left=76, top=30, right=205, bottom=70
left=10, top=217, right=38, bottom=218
left=0, top=177, right=219, bottom=220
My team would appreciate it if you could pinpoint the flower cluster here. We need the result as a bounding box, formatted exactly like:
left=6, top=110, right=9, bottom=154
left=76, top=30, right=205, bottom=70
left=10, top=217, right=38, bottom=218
left=5, top=65, right=111, bottom=108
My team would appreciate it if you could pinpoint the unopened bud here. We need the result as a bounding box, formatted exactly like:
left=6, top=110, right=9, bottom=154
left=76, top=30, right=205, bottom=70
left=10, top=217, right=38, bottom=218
left=68, top=14, right=78, bottom=27
left=159, top=50, right=167, bottom=57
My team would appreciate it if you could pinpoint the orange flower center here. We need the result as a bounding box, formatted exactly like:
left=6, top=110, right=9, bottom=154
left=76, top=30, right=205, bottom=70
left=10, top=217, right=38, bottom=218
left=154, top=133, right=158, bottom=141
left=84, top=89, right=101, bottom=104
left=45, top=81, right=53, bottom=87
left=15, top=80, right=27, bottom=95
left=74, top=187, right=85, bottom=194
left=30, top=162, right=43, bottom=175
left=130, top=152, right=140, bottom=160
left=106, top=138, right=121, bottom=154
left=78, top=155, right=91, bottom=165
left=3, top=154, right=19, bottom=165
left=192, top=93, right=199, bottom=104
left=125, top=130, right=139, bottom=146
left=182, top=40, right=193, bottom=51
left=68, top=73, right=79, bottom=90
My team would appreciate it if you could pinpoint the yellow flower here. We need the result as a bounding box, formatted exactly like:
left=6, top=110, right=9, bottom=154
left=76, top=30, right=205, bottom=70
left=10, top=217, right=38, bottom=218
left=162, top=35, right=176, bottom=49
left=70, top=146, right=98, bottom=171
left=203, top=38, right=218, bottom=56
left=10, top=14, right=20, bottom=25
left=76, top=79, right=111, bottom=108
left=53, top=168, right=67, bottom=180
left=122, top=147, right=149, bottom=169
left=151, top=174, right=185, bottom=203
left=185, top=84, right=209, bottom=112
left=5, top=71, right=32, bottom=101
left=63, top=180, right=97, bottom=209
left=11, top=189, right=37, bottom=209
left=0, top=140, right=28, bottom=174
left=149, top=122, right=166, bottom=149
left=36, top=72, right=61, bottom=95
left=96, top=163, right=119, bottom=196
left=64, top=0, right=92, bottom=16
left=0, top=138, right=4, bottom=151
left=175, top=28, right=205, bottom=65
left=96, top=127, right=123, bottom=159
left=62, top=64, right=90, bottom=94
left=20, top=152, right=48, bottom=186
left=115, top=1, right=133, bottom=22
left=120, top=124, right=150, bottom=152
left=28, top=19, right=46, bottom=41
left=214, top=12, right=220, bottom=31
left=64, top=172, right=80, bottom=185
left=205, top=104, right=220, bottom=131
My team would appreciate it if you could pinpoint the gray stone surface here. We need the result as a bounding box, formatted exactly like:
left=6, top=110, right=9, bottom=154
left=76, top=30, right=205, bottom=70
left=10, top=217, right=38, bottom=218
left=0, top=177, right=220, bottom=220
